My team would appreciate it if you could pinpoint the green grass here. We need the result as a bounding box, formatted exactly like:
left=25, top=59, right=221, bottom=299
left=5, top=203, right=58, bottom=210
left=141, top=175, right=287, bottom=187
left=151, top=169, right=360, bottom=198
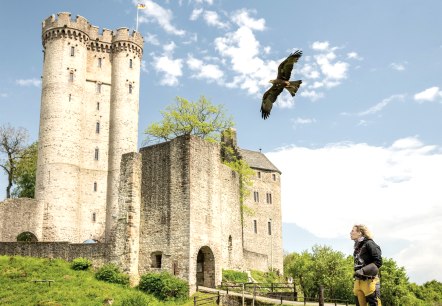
left=0, top=256, right=217, bottom=306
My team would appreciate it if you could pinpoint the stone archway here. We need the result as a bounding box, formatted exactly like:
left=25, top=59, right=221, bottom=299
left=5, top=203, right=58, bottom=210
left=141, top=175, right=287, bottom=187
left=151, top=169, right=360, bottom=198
left=196, top=246, right=215, bottom=288
left=16, top=232, right=38, bottom=242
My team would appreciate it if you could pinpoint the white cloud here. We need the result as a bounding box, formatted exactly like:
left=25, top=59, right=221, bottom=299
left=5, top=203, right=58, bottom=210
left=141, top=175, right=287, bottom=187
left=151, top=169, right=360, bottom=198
left=194, top=0, right=213, bottom=4
left=190, top=8, right=203, bottom=20
left=186, top=55, right=224, bottom=83
left=414, top=86, right=442, bottom=103
left=203, top=11, right=229, bottom=29
left=311, top=41, right=330, bottom=51
left=390, top=62, right=407, bottom=71
left=144, top=32, right=160, bottom=45
left=231, top=9, right=265, bottom=31
left=347, top=52, right=363, bottom=60
left=15, top=78, right=41, bottom=87
left=153, top=55, right=183, bottom=86
left=266, top=137, right=442, bottom=283
left=300, top=90, right=324, bottom=101
left=357, top=94, right=405, bottom=116
left=0, top=93, right=8, bottom=98
left=292, top=117, right=316, bottom=129
left=136, top=0, right=185, bottom=36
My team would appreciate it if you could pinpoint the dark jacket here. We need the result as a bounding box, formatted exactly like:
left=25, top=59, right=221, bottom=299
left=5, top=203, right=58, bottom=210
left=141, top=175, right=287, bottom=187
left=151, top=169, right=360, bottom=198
left=354, top=238, right=382, bottom=271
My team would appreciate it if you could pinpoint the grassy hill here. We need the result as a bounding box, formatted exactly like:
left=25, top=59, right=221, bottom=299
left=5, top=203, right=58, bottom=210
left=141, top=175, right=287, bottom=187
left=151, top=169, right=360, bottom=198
left=0, top=256, right=210, bottom=306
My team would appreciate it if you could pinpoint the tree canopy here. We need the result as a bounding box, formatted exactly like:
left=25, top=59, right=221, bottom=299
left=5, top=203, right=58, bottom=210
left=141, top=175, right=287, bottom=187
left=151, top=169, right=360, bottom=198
left=0, top=124, right=29, bottom=198
left=12, top=141, right=38, bottom=198
left=144, top=96, right=234, bottom=144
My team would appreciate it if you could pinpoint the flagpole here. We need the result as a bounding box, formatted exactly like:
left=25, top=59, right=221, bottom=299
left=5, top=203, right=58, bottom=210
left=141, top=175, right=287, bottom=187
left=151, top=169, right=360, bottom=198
left=136, top=6, right=139, bottom=32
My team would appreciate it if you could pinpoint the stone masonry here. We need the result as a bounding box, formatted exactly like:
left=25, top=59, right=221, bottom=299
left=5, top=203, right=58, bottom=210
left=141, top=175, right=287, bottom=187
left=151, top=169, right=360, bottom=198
left=0, top=12, right=283, bottom=291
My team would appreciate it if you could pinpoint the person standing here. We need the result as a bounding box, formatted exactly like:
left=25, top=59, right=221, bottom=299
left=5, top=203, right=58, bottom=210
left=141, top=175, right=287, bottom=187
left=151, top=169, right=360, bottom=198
left=350, top=224, right=382, bottom=306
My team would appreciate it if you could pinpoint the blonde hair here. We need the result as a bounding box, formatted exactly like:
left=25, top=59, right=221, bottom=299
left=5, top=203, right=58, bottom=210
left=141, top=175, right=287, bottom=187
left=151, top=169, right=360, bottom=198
left=353, top=224, right=373, bottom=239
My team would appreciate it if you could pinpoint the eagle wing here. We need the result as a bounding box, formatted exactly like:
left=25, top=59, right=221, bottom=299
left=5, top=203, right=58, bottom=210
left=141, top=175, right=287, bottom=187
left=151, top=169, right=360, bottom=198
left=261, top=85, right=284, bottom=119
left=277, top=50, right=302, bottom=81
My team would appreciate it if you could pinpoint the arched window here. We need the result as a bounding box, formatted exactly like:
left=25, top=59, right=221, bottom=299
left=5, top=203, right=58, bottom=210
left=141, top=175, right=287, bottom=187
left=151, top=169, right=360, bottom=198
left=16, top=232, right=38, bottom=242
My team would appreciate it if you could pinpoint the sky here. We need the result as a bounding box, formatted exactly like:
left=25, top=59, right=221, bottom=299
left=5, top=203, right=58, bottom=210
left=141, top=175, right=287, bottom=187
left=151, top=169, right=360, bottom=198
left=0, top=0, right=441, bottom=285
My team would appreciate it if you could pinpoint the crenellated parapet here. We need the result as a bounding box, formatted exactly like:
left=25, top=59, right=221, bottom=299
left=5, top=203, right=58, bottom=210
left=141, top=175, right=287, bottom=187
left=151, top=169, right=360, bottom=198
left=42, top=13, right=143, bottom=56
left=111, top=28, right=144, bottom=58
left=42, top=12, right=90, bottom=47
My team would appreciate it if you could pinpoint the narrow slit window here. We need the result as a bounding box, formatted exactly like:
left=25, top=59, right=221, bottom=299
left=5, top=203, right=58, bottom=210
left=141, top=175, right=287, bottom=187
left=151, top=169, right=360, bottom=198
left=92, top=212, right=96, bottom=222
left=96, top=83, right=101, bottom=93
left=129, top=58, right=133, bottom=68
left=268, top=221, right=272, bottom=235
left=98, top=57, right=102, bottom=68
left=94, top=148, right=99, bottom=160
left=96, top=122, right=100, bottom=134
left=69, top=71, right=74, bottom=82
left=257, top=171, right=261, bottom=178
left=69, top=94, right=71, bottom=101
left=96, top=102, right=100, bottom=110
left=272, top=174, right=276, bottom=181
left=94, top=182, right=97, bottom=192
left=129, top=84, right=133, bottom=94
left=70, top=46, right=75, bottom=56
left=253, top=220, right=257, bottom=234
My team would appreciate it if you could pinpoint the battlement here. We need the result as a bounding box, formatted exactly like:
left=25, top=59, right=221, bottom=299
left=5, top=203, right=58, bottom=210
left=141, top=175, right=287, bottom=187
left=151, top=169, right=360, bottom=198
left=112, top=28, right=144, bottom=49
left=42, top=12, right=143, bottom=50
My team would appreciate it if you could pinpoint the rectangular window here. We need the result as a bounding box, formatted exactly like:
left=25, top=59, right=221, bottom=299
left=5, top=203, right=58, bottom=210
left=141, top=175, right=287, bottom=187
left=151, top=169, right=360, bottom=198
left=96, top=83, right=101, bottom=93
left=257, top=171, right=261, bottom=178
left=272, top=173, right=276, bottom=181
left=98, top=57, right=102, bottom=68
left=94, top=148, right=99, bottom=160
left=268, top=221, right=272, bottom=235
left=266, top=193, right=272, bottom=204
left=253, top=220, right=257, bottom=234
left=253, top=191, right=259, bottom=203
left=70, top=46, right=75, bottom=56
left=155, top=254, right=162, bottom=268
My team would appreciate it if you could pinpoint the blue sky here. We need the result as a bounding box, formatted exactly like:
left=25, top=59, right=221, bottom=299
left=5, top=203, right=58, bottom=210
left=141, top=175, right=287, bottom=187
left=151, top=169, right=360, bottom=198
left=1, top=0, right=441, bottom=284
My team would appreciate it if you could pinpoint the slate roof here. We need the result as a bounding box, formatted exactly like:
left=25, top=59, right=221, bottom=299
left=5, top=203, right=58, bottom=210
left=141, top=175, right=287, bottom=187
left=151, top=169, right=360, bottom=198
left=238, top=148, right=281, bottom=174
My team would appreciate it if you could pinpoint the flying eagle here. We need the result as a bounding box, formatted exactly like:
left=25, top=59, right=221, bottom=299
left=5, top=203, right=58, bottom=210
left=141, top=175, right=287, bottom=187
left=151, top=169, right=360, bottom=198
left=260, top=50, right=303, bottom=119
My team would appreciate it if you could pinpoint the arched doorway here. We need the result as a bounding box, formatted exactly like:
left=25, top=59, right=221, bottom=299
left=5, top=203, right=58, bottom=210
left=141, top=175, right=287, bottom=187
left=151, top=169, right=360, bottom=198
left=16, top=232, right=38, bottom=242
left=196, top=246, right=215, bottom=288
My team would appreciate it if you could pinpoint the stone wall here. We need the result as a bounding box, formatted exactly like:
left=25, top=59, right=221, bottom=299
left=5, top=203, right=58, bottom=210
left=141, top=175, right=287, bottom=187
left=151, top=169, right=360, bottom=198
left=0, top=242, right=109, bottom=266
left=0, top=198, right=39, bottom=242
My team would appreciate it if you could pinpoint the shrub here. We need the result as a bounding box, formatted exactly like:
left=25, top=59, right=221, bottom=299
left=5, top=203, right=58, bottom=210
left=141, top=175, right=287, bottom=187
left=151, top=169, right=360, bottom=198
left=95, top=263, right=130, bottom=286
left=71, top=257, right=92, bottom=271
left=222, top=269, right=249, bottom=283
left=138, top=272, right=189, bottom=301
left=120, top=292, right=154, bottom=306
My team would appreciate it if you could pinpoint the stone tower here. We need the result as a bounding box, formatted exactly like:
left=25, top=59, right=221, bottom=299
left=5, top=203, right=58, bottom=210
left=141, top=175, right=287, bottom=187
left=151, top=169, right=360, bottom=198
left=35, top=12, right=143, bottom=243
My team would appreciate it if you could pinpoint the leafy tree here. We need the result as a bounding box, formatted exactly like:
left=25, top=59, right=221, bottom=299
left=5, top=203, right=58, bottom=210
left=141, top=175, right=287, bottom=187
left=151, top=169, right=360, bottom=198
left=144, top=96, right=234, bottom=144
left=0, top=124, right=29, bottom=198
left=12, top=142, right=37, bottom=198
left=284, top=250, right=315, bottom=299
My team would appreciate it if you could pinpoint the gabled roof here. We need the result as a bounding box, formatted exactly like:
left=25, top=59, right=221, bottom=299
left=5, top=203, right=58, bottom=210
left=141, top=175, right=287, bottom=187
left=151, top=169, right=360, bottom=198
left=238, top=148, right=281, bottom=174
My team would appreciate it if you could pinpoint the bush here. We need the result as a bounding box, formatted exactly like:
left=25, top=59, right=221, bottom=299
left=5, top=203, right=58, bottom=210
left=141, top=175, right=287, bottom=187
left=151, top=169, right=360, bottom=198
left=222, top=269, right=249, bottom=283
left=71, top=257, right=92, bottom=271
left=138, top=272, right=188, bottom=301
left=120, top=292, right=154, bottom=306
left=95, top=263, right=130, bottom=286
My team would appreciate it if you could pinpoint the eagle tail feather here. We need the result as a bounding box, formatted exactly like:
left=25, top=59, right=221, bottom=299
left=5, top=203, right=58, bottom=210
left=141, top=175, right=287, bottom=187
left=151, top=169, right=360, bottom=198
left=286, top=80, right=302, bottom=97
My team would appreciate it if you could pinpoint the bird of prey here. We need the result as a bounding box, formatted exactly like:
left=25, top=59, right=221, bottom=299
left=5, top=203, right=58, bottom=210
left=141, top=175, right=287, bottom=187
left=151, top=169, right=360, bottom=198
left=260, top=50, right=303, bottom=119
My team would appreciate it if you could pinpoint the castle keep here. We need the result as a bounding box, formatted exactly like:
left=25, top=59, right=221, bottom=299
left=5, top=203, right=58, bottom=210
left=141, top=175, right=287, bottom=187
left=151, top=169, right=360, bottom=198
left=0, top=13, right=283, bottom=290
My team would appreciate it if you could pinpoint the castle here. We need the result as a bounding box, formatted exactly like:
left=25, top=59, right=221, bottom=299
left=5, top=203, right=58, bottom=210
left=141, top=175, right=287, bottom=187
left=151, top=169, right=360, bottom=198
left=0, top=13, right=283, bottom=290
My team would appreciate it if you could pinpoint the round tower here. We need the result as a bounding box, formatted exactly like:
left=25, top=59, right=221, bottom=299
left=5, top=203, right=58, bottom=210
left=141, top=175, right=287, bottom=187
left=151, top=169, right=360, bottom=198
left=105, top=28, right=143, bottom=240
left=35, top=12, right=90, bottom=241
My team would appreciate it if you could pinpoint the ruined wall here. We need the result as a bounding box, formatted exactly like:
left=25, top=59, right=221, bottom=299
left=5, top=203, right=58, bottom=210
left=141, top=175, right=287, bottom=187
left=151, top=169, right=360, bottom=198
left=0, top=242, right=109, bottom=266
left=188, top=136, right=243, bottom=290
left=0, top=199, right=39, bottom=242
left=138, top=135, right=244, bottom=292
